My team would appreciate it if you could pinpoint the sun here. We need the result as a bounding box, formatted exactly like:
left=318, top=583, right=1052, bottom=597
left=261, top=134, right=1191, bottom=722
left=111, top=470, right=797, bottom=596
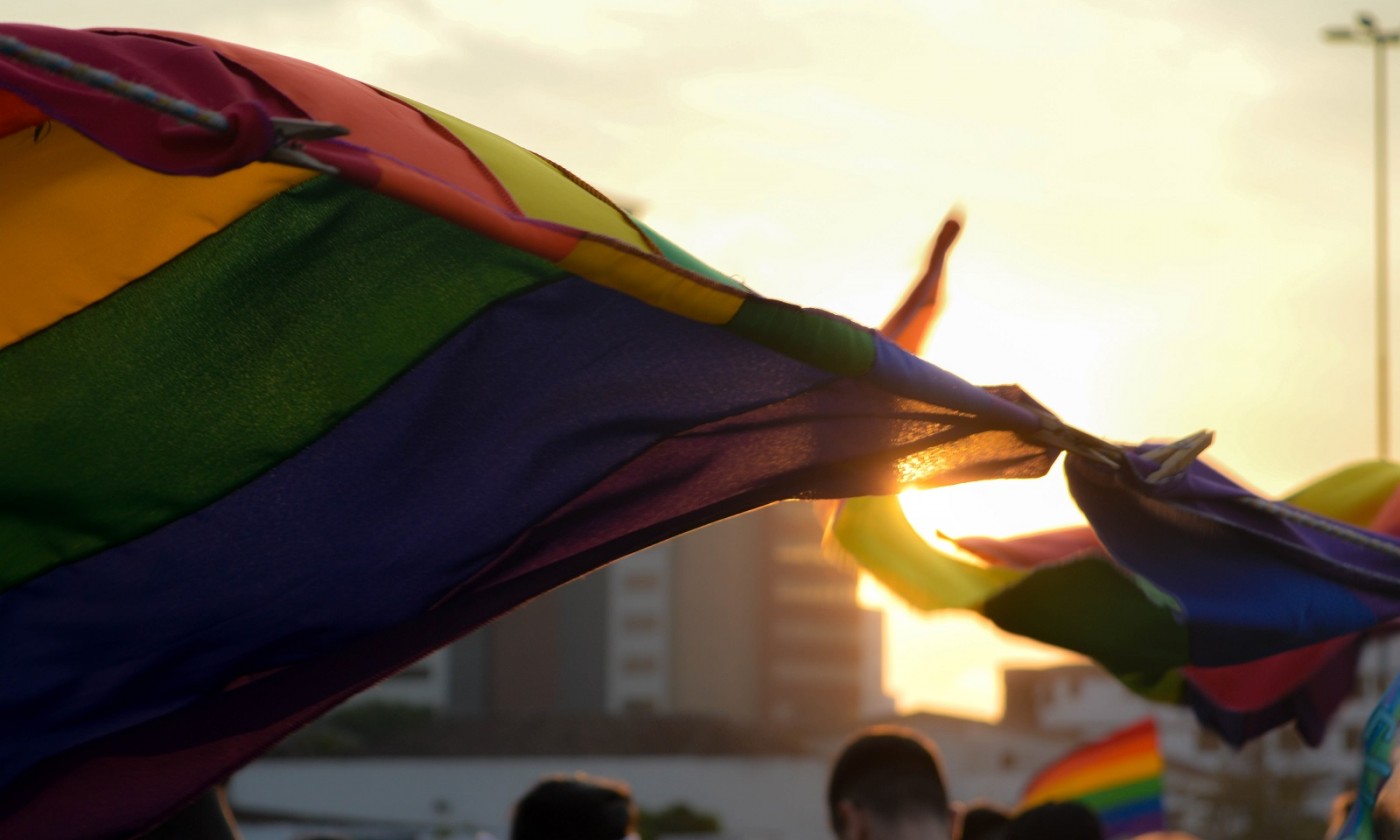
left=857, top=465, right=1089, bottom=720
left=898, top=461, right=1084, bottom=543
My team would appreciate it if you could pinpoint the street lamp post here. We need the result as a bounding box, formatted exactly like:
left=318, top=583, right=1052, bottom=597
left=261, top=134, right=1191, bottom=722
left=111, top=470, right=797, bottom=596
left=1325, top=13, right=1400, bottom=461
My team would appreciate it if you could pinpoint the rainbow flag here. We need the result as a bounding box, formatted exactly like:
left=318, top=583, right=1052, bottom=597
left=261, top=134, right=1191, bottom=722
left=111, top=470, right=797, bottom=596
left=1019, top=719, right=1167, bottom=839
left=826, top=210, right=1400, bottom=749
left=0, top=25, right=1061, bottom=839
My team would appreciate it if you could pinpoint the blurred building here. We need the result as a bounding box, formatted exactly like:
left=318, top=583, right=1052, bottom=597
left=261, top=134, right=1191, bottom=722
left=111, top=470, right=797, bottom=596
left=357, top=502, right=890, bottom=731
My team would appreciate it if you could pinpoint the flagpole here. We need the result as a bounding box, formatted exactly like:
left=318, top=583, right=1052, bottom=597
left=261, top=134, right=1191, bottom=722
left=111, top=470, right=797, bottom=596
left=1325, top=13, right=1400, bottom=460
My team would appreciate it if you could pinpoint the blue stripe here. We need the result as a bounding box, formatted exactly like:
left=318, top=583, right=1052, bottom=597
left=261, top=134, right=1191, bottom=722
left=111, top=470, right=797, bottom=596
left=1067, top=453, right=1380, bottom=665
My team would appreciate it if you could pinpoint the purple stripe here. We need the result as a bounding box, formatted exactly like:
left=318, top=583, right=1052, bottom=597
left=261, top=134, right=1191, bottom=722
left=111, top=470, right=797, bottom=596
left=1067, top=452, right=1381, bottom=665
left=1097, top=793, right=1166, bottom=839
left=866, top=337, right=1045, bottom=434
left=1102, top=810, right=1166, bottom=840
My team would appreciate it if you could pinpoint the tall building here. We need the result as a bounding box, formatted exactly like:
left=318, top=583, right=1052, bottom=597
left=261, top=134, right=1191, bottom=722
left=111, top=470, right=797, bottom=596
left=357, top=502, right=889, bottom=731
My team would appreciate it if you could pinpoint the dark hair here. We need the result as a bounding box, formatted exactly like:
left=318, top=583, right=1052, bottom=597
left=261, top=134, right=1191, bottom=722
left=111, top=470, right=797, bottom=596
left=827, top=726, right=951, bottom=835
left=1005, top=801, right=1103, bottom=840
left=960, top=802, right=1011, bottom=840
left=1377, top=809, right=1400, bottom=840
left=511, top=774, right=637, bottom=840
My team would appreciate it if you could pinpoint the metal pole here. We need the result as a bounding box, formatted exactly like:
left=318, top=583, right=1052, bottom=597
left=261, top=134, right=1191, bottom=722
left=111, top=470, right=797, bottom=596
left=1377, top=37, right=1392, bottom=461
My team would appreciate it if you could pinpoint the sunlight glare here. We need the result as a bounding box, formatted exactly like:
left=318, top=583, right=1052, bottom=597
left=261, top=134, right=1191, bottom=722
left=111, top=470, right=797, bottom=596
left=898, top=460, right=1083, bottom=543
left=860, top=573, right=1076, bottom=721
left=856, top=463, right=1088, bottom=720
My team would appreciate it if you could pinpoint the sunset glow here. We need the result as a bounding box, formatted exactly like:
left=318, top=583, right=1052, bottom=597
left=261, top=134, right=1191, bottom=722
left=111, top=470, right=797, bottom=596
left=848, top=479, right=1088, bottom=721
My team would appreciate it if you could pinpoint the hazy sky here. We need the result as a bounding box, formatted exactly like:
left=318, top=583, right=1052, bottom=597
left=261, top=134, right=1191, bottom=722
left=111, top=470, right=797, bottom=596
left=8, top=0, right=1397, bottom=718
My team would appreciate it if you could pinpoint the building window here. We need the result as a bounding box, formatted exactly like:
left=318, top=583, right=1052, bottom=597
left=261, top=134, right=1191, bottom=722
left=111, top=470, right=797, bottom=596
left=622, top=655, right=657, bottom=675
left=775, top=545, right=833, bottom=566
left=622, top=614, right=659, bottom=633
left=772, top=661, right=858, bottom=684
left=773, top=580, right=855, bottom=605
left=774, top=622, right=855, bottom=644
left=623, top=698, right=656, bottom=715
left=623, top=573, right=659, bottom=592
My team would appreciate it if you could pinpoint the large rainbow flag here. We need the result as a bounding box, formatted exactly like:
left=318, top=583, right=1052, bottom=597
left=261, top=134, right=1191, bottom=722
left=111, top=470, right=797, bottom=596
left=1019, top=719, right=1167, bottom=839
left=0, top=25, right=1061, bottom=840
left=12, top=21, right=1400, bottom=840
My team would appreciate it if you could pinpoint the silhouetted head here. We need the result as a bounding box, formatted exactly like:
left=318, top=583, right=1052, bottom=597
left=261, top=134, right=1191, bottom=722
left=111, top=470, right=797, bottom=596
left=510, top=773, right=637, bottom=840
left=827, top=726, right=952, bottom=840
left=958, top=802, right=1011, bottom=840
left=1005, top=801, right=1103, bottom=840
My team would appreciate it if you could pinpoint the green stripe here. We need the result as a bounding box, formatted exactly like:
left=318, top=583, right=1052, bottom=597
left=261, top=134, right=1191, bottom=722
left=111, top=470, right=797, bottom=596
left=1075, top=778, right=1163, bottom=812
left=982, top=556, right=1189, bottom=702
left=726, top=298, right=875, bottom=377
left=633, top=219, right=752, bottom=292
left=0, top=176, right=564, bottom=591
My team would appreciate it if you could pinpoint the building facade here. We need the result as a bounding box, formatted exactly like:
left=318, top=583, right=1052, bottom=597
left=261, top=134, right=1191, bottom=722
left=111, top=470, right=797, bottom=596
left=356, top=502, right=890, bottom=732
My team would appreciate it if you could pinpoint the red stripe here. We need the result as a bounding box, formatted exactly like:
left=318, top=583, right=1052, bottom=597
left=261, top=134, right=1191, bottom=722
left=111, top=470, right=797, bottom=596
left=163, top=32, right=581, bottom=260
left=0, top=90, right=45, bottom=137
left=1022, top=720, right=1158, bottom=796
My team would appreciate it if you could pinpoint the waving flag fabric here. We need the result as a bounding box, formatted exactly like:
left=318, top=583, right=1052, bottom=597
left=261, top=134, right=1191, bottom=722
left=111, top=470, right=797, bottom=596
left=825, top=206, right=1400, bottom=747
left=13, top=21, right=1400, bottom=840
left=833, top=463, right=1399, bottom=744
left=1019, top=719, right=1167, bottom=839
left=1066, top=451, right=1400, bottom=665
left=0, top=25, right=1064, bottom=840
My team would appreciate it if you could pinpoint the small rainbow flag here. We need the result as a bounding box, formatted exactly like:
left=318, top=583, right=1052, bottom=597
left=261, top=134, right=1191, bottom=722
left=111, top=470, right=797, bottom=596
left=1019, top=719, right=1166, bottom=839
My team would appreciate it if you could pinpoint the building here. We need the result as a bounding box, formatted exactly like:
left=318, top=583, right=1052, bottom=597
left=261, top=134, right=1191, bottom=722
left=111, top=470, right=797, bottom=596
left=990, top=635, right=1400, bottom=835
left=356, top=502, right=890, bottom=732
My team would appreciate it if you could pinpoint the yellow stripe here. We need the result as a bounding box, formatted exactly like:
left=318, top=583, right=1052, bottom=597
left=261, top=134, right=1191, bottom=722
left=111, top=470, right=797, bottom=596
left=0, top=122, right=313, bottom=350
left=390, top=93, right=652, bottom=251
left=1285, top=460, right=1400, bottom=526
left=558, top=238, right=745, bottom=324
left=1022, top=753, right=1163, bottom=807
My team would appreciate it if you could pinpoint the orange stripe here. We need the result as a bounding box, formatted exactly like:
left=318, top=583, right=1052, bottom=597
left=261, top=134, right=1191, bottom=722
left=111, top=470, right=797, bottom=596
left=1022, top=753, right=1163, bottom=807
left=558, top=237, right=746, bottom=324
left=0, top=121, right=311, bottom=351
left=1028, top=729, right=1157, bottom=786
